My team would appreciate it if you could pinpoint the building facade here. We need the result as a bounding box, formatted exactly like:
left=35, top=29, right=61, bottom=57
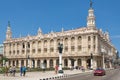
left=0, top=44, right=3, bottom=67
left=0, top=44, right=3, bottom=54
left=3, top=4, right=117, bottom=69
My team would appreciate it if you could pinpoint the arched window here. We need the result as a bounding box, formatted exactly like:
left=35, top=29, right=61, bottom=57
left=64, top=59, right=68, bottom=67
left=38, top=41, right=41, bottom=48
left=37, top=60, right=41, bottom=68
left=78, top=36, right=82, bottom=44
left=88, top=36, right=91, bottom=41
left=50, top=39, right=54, bottom=47
left=44, top=40, right=47, bottom=47
left=71, top=37, right=75, bottom=45
left=77, top=59, right=81, bottom=66
left=65, top=38, right=68, bottom=46
left=32, top=41, right=35, bottom=48
left=49, top=59, right=53, bottom=68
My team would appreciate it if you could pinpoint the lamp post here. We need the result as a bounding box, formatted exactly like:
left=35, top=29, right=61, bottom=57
left=58, top=42, right=64, bottom=75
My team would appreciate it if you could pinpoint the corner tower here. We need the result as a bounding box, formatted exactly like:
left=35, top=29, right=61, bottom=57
left=87, top=0, right=96, bottom=29
left=6, top=21, right=12, bottom=40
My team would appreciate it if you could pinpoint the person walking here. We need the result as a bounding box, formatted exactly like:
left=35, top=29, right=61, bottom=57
left=12, top=65, right=16, bottom=77
left=20, top=66, right=23, bottom=76
left=55, top=65, right=58, bottom=74
left=9, top=66, right=12, bottom=76
left=23, top=66, right=27, bottom=76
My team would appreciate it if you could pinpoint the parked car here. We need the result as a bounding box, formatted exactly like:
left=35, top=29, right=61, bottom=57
left=94, top=68, right=106, bottom=76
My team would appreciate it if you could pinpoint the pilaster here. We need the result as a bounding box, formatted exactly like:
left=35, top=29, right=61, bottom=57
left=81, top=57, right=87, bottom=69
left=68, top=38, right=71, bottom=53
left=35, top=59, right=37, bottom=68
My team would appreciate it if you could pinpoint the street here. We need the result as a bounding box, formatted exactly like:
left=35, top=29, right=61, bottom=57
left=58, top=69, right=120, bottom=80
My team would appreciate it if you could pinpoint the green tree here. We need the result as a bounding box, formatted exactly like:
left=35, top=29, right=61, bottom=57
left=0, top=56, right=8, bottom=65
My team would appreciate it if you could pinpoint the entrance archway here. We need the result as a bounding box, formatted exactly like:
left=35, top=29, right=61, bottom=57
left=21, top=60, right=24, bottom=66
left=77, top=59, right=81, bottom=66
left=43, top=59, right=47, bottom=68
left=32, top=59, right=35, bottom=68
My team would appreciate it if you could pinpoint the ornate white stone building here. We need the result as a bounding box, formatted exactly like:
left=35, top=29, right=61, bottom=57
left=3, top=3, right=117, bottom=69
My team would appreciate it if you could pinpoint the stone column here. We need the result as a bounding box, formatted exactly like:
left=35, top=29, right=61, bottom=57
left=68, top=38, right=71, bottom=54
left=82, top=36, right=86, bottom=53
left=14, top=60, right=16, bottom=66
left=81, top=57, right=87, bottom=69
left=40, top=59, right=43, bottom=68
left=41, top=40, right=44, bottom=54
left=15, top=43, right=17, bottom=55
left=29, top=59, right=32, bottom=68
left=35, top=59, right=37, bottom=68
left=25, top=42, right=27, bottom=57
left=93, top=57, right=97, bottom=69
left=62, top=59, right=64, bottom=67
left=47, top=40, right=50, bottom=54
left=35, top=41, right=38, bottom=54
left=62, top=39, right=65, bottom=54
left=96, top=36, right=98, bottom=54
left=109, top=61, right=112, bottom=69
left=11, top=43, right=13, bottom=56
left=19, top=60, right=21, bottom=67
left=53, top=59, right=56, bottom=67
left=47, top=59, right=49, bottom=68
left=91, top=34, right=94, bottom=53
left=30, top=42, right=32, bottom=56
left=68, top=59, right=71, bottom=68
left=75, top=37, right=78, bottom=53
left=54, top=39, right=57, bottom=53
left=20, top=43, right=22, bottom=56
left=74, top=59, right=77, bottom=67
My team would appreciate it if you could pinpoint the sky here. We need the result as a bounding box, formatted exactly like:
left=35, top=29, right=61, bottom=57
left=0, top=0, right=120, bottom=55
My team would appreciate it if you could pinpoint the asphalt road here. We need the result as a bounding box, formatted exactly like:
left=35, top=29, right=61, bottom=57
left=57, top=69, right=120, bottom=80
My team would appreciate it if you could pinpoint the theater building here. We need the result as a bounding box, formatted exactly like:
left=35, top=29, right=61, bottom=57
left=3, top=3, right=117, bottom=69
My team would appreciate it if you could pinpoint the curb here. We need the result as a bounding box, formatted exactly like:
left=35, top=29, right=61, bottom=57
left=39, top=74, right=69, bottom=80
left=39, top=70, right=92, bottom=80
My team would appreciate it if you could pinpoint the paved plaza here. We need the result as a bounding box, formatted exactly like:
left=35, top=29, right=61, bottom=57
left=0, top=70, right=92, bottom=80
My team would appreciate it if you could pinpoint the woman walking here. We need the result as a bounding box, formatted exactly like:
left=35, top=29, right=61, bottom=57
left=23, top=66, right=26, bottom=76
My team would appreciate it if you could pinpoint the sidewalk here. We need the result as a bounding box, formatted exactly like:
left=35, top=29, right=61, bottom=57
left=0, top=69, right=92, bottom=80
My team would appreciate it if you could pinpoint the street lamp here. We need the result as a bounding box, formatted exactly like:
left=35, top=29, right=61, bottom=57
left=58, top=42, right=64, bottom=75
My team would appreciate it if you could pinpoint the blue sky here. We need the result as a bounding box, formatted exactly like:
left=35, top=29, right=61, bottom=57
left=0, top=0, right=120, bottom=54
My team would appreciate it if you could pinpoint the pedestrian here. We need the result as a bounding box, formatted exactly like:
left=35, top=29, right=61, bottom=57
left=9, top=66, right=12, bottom=76
left=20, top=66, right=23, bottom=76
left=12, top=65, right=16, bottom=77
left=23, top=66, right=27, bottom=76
left=55, top=65, right=58, bottom=74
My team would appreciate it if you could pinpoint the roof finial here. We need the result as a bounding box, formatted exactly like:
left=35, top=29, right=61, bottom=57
left=8, top=21, right=11, bottom=27
left=90, top=0, right=93, bottom=8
